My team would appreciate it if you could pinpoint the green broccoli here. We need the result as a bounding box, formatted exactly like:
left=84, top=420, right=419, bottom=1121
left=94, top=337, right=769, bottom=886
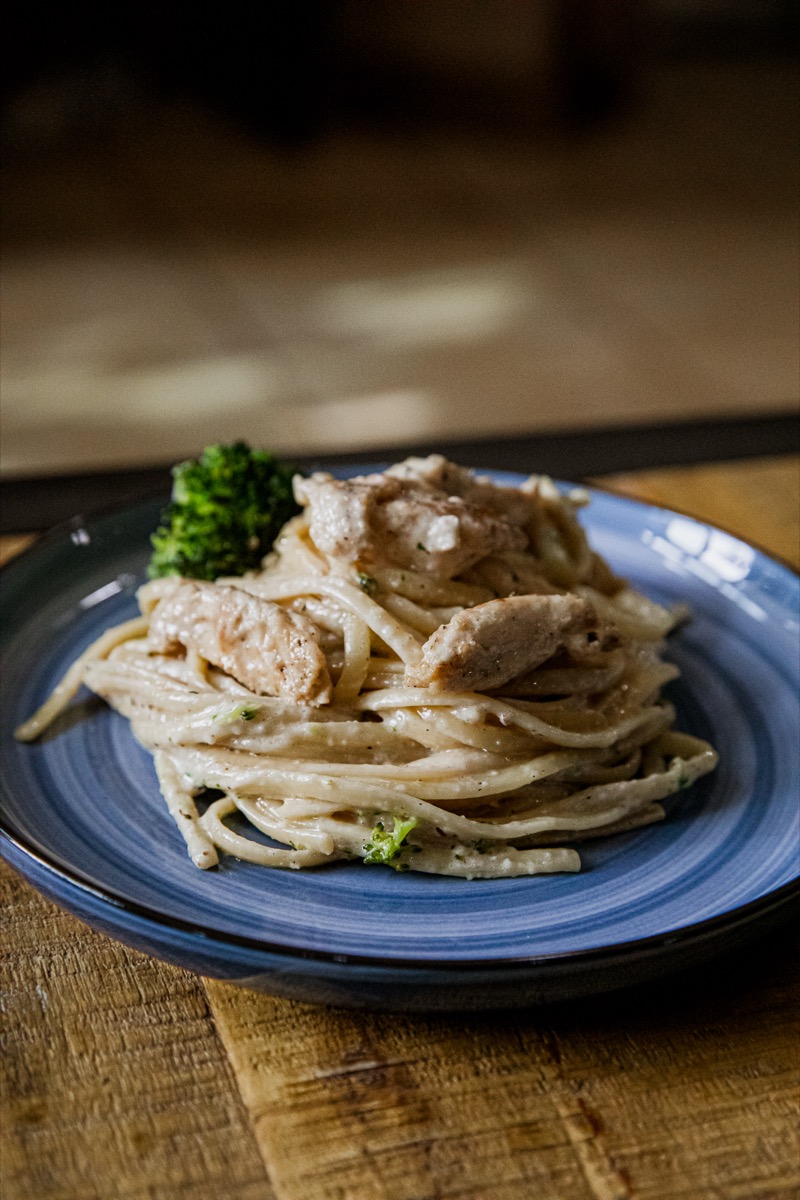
left=362, top=816, right=418, bottom=866
left=148, top=442, right=299, bottom=580
left=213, top=702, right=261, bottom=724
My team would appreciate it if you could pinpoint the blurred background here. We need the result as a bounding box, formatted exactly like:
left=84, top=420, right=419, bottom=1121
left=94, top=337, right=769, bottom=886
left=1, top=0, right=798, bottom=483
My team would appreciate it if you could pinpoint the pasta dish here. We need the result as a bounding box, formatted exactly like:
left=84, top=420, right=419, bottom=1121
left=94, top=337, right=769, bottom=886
left=16, top=456, right=718, bottom=877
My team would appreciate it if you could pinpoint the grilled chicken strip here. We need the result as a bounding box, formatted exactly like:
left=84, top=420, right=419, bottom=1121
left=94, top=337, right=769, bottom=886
left=385, top=454, right=538, bottom=528
left=294, top=469, right=526, bottom=579
left=404, top=593, right=601, bottom=693
left=148, top=580, right=332, bottom=703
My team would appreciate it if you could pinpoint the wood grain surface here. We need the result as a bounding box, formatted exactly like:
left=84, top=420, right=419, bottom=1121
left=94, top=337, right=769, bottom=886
left=2, top=457, right=799, bottom=1200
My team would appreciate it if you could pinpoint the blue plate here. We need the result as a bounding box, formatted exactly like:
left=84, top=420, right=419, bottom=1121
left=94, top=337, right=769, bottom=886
left=1, top=474, right=798, bottom=1010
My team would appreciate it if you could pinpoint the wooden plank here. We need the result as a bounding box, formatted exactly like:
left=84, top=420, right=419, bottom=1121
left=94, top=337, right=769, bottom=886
left=204, top=920, right=800, bottom=1200
left=524, top=936, right=800, bottom=1200
left=0, top=534, right=35, bottom=564
left=204, top=983, right=594, bottom=1200
left=0, top=862, right=274, bottom=1200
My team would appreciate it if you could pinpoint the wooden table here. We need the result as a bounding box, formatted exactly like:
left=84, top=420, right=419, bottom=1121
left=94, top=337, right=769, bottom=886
left=2, top=456, right=799, bottom=1200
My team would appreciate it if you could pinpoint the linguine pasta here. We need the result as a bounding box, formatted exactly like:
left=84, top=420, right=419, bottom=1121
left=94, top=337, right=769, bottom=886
left=16, top=458, right=717, bottom=878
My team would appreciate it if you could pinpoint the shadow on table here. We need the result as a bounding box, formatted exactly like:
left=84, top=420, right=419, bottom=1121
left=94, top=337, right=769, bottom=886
left=466, top=916, right=799, bottom=1036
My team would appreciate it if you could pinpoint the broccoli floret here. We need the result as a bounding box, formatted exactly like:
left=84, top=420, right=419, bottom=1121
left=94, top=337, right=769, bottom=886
left=148, top=442, right=299, bottom=580
left=362, top=816, right=418, bottom=866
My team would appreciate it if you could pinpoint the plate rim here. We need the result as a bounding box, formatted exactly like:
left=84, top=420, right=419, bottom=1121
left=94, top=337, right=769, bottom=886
left=2, top=476, right=799, bottom=974
left=2, top=821, right=798, bottom=971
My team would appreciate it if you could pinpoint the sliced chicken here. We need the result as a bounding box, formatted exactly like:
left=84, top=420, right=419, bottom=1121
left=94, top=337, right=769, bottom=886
left=148, top=580, right=332, bottom=703
left=386, top=454, right=537, bottom=528
left=404, top=593, right=601, bottom=693
left=294, top=470, right=526, bottom=579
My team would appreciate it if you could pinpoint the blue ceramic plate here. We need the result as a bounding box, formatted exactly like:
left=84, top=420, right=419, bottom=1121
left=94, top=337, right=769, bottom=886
left=1, top=474, right=798, bottom=1010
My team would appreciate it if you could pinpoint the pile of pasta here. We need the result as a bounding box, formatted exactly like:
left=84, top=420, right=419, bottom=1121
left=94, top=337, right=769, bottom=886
left=17, top=459, right=717, bottom=878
